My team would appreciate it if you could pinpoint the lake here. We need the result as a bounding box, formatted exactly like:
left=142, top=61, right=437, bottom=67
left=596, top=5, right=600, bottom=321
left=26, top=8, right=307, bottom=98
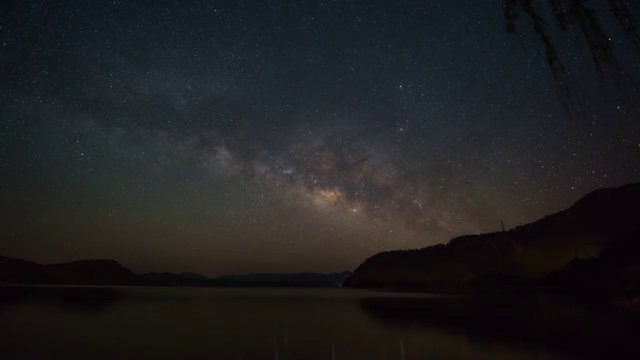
left=0, top=286, right=636, bottom=359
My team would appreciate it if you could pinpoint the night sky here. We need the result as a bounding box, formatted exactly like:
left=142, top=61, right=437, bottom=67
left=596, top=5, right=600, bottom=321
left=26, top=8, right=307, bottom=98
left=2, top=0, right=639, bottom=276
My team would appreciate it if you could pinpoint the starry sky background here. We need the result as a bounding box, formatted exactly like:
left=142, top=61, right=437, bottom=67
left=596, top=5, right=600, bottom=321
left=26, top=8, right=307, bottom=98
left=2, top=0, right=639, bottom=276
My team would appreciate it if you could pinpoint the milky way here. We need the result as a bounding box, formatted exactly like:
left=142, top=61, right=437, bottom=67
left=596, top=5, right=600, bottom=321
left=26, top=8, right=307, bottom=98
left=2, top=0, right=639, bottom=275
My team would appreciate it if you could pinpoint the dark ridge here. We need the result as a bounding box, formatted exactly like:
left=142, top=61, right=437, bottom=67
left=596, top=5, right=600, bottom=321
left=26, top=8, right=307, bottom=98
left=345, top=182, right=640, bottom=294
left=138, top=272, right=220, bottom=287
left=0, top=256, right=144, bottom=286
left=217, top=271, right=352, bottom=287
left=0, top=254, right=351, bottom=288
left=139, top=271, right=352, bottom=287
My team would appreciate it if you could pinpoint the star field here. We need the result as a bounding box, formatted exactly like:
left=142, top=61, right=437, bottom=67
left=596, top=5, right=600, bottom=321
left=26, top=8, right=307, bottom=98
left=2, top=0, right=639, bottom=275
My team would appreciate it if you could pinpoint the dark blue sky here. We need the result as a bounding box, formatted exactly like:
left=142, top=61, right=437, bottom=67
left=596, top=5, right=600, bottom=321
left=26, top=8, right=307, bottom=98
left=2, top=0, right=639, bottom=275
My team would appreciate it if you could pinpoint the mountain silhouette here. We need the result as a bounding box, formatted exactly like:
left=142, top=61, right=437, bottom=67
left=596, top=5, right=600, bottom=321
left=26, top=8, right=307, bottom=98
left=140, top=271, right=352, bottom=287
left=545, top=229, right=640, bottom=297
left=139, top=272, right=220, bottom=286
left=0, top=257, right=144, bottom=286
left=0, top=256, right=351, bottom=288
left=217, top=271, right=352, bottom=287
left=345, top=182, right=640, bottom=292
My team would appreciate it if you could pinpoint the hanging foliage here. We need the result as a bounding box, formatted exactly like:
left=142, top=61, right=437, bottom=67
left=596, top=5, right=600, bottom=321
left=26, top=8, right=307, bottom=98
left=504, top=0, right=639, bottom=115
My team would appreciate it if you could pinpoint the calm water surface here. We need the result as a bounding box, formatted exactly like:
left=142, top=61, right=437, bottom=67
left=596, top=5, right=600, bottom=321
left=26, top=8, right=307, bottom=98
left=0, top=286, right=633, bottom=359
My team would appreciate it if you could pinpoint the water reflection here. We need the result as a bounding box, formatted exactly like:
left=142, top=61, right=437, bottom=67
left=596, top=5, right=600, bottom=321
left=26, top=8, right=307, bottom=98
left=0, top=287, right=637, bottom=359
left=0, top=286, right=126, bottom=312
left=358, top=293, right=640, bottom=359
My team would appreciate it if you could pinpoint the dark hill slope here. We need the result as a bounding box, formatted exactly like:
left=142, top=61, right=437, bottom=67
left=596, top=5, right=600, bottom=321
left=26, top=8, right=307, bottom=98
left=139, top=271, right=352, bottom=287
left=345, top=183, right=640, bottom=289
left=0, top=256, right=143, bottom=286
left=218, top=271, right=352, bottom=287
